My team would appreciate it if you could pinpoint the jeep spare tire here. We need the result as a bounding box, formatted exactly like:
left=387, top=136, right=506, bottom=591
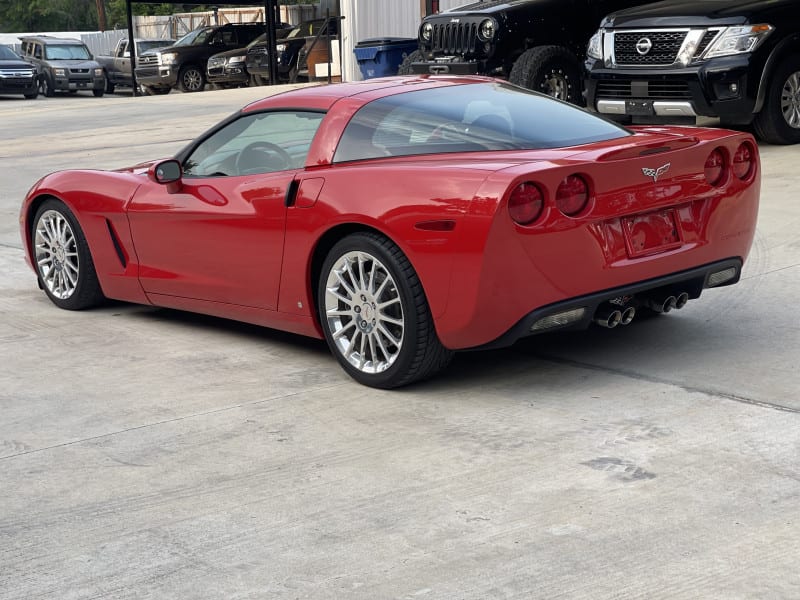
left=509, top=46, right=582, bottom=105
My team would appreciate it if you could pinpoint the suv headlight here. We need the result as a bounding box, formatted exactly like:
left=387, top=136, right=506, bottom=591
left=420, top=22, right=433, bottom=42
left=276, top=43, right=287, bottom=52
left=94, top=68, right=103, bottom=77
left=587, top=30, right=604, bottom=60
left=53, top=68, right=66, bottom=77
left=478, top=19, right=497, bottom=42
left=160, top=52, right=178, bottom=65
left=703, top=24, right=774, bottom=59
left=229, top=56, right=245, bottom=64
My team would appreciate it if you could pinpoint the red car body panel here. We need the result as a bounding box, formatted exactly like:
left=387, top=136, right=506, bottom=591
left=20, top=76, right=760, bottom=350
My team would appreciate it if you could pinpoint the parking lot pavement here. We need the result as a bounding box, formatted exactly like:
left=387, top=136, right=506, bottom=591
left=1, top=88, right=799, bottom=599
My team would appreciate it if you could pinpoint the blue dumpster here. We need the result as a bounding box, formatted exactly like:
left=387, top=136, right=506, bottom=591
left=354, top=37, right=419, bottom=79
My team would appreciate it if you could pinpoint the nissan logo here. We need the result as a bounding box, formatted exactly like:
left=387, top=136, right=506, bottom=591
left=636, top=37, right=653, bottom=55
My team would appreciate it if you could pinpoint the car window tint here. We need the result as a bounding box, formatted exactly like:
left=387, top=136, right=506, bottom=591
left=0, top=45, right=20, bottom=60
left=45, top=44, right=91, bottom=60
left=183, top=110, right=325, bottom=178
left=334, top=82, right=630, bottom=163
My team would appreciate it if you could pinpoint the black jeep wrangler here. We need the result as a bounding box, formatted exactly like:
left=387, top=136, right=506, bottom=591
left=584, top=0, right=800, bottom=144
left=402, top=0, right=657, bottom=104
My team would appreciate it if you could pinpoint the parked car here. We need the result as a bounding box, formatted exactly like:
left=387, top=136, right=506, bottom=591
left=97, top=37, right=174, bottom=94
left=585, top=0, right=800, bottom=144
left=135, top=23, right=267, bottom=94
left=19, top=77, right=759, bottom=388
left=400, top=0, right=658, bottom=103
left=0, top=44, right=38, bottom=99
left=19, top=35, right=104, bottom=97
left=246, top=18, right=338, bottom=84
left=207, top=24, right=292, bottom=88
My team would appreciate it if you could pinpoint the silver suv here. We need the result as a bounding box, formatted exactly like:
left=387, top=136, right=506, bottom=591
left=20, top=36, right=105, bottom=97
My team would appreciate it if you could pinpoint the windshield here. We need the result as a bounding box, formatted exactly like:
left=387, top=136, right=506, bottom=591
left=45, top=44, right=91, bottom=60
left=173, top=28, right=213, bottom=47
left=0, top=45, right=22, bottom=60
left=335, top=82, right=631, bottom=163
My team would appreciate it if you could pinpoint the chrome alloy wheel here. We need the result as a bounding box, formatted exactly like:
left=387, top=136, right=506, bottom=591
left=34, top=209, right=79, bottom=299
left=324, top=250, right=405, bottom=374
left=781, top=70, right=800, bottom=129
left=541, top=70, right=569, bottom=101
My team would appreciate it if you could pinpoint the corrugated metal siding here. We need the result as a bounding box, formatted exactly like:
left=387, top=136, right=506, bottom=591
left=340, top=0, right=467, bottom=82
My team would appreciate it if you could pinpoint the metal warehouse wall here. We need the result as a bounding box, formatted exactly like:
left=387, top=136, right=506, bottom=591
left=340, top=0, right=466, bottom=82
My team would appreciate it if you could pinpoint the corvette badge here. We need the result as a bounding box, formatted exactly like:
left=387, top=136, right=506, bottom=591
left=642, top=163, right=670, bottom=182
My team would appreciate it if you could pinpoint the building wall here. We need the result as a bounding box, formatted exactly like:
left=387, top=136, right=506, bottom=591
left=339, top=0, right=465, bottom=82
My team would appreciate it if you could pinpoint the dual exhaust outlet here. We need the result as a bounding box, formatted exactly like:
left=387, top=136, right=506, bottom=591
left=594, top=292, right=689, bottom=329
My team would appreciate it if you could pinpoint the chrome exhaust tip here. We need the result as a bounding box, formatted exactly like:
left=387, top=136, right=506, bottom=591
left=595, top=309, right=622, bottom=329
left=620, top=306, right=636, bottom=325
left=675, top=292, right=689, bottom=309
left=649, top=296, right=677, bottom=313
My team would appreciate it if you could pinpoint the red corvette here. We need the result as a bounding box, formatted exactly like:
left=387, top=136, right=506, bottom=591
left=20, top=76, right=759, bottom=388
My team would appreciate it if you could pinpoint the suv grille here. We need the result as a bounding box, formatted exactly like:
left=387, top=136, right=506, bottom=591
left=597, top=78, right=691, bottom=100
left=138, top=54, right=159, bottom=65
left=0, top=68, right=36, bottom=79
left=431, top=22, right=479, bottom=56
left=614, top=31, right=686, bottom=66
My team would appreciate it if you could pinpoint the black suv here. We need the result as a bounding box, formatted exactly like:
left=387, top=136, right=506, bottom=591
left=585, top=0, right=800, bottom=144
left=0, top=44, right=38, bottom=99
left=403, top=0, right=657, bottom=104
left=19, top=35, right=105, bottom=97
left=135, top=23, right=267, bottom=93
left=246, top=18, right=338, bottom=84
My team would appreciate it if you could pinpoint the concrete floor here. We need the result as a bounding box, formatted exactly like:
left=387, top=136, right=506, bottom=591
left=0, top=86, right=798, bottom=599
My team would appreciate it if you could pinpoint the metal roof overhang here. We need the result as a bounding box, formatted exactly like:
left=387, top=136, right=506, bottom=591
left=124, top=1, right=281, bottom=95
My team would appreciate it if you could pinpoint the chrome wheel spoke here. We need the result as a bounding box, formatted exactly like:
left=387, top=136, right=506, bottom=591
left=325, top=247, right=404, bottom=375
left=34, top=210, right=80, bottom=300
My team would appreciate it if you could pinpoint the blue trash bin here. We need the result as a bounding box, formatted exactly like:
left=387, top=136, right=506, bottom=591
left=354, top=37, right=419, bottom=79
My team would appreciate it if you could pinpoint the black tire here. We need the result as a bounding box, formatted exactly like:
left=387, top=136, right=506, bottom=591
left=93, top=88, right=104, bottom=98
left=508, top=46, right=582, bottom=105
left=397, top=49, right=424, bottom=76
left=252, top=74, right=267, bottom=86
left=40, top=75, right=55, bottom=97
left=105, top=77, right=115, bottom=94
left=24, top=89, right=38, bottom=100
left=178, top=65, right=205, bottom=92
left=318, top=232, right=453, bottom=388
left=753, top=55, right=800, bottom=145
left=31, top=199, right=105, bottom=310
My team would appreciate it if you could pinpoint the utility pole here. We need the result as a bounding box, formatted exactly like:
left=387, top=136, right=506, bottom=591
left=95, top=0, right=107, bottom=30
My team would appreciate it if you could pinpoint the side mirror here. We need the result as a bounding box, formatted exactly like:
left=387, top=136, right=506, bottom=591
left=148, top=159, right=183, bottom=192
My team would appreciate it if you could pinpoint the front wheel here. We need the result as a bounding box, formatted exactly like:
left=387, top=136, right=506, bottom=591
left=397, top=49, right=424, bottom=76
left=508, top=46, right=582, bottom=105
left=318, top=232, right=453, bottom=388
left=178, top=65, right=205, bottom=92
left=105, top=77, right=115, bottom=94
left=31, top=199, right=105, bottom=310
left=753, top=55, right=800, bottom=144
left=40, top=75, right=55, bottom=97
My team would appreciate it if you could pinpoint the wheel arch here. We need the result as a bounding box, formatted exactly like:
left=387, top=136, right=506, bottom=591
left=754, top=34, right=800, bottom=114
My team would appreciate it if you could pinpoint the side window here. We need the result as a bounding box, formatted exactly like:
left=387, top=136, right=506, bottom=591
left=183, top=110, right=326, bottom=177
left=34, top=44, right=42, bottom=59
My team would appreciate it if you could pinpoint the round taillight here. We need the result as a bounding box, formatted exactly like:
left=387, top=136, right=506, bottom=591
left=555, top=174, right=590, bottom=216
left=732, top=142, right=755, bottom=180
left=508, top=182, right=544, bottom=225
left=704, top=148, right=726, bottom=186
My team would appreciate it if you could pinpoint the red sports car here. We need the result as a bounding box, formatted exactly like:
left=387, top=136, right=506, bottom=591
left=20, top=76, right=760, bottom=388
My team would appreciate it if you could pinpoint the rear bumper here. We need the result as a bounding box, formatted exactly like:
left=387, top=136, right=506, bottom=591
left=471, top=258, right=742, bottom=350
left=585, top=54, right=760, bottom=124
left=410, top=60, right=481, bottom=76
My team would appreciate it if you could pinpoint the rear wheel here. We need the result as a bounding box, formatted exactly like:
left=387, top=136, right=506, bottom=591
left=318, top=232, right=453, bottom=388
left=397, top=50, right=424, bottom=76
left=509, top=46, right=582, bottom=105
left=753, top=55, right=800, bottom=144
left=178, top=65, right=205, bottom=92
left=32, top=199, right=105, bottom=310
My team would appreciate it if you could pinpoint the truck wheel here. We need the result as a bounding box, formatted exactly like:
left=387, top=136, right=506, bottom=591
left=753, top=55, right=800, bottom=145
left=178, top=65, right=205, bottom=92
left=40, top=75, right=55, bottom=97
left=24, top=89, right=38, bottom=100
left=397, top=50, right=424, bottom=76
left=509, top=46, right=582, bottom=105
left=93, top=89, right=104, bottom=98
left=105, top=78, right=115, bottom=94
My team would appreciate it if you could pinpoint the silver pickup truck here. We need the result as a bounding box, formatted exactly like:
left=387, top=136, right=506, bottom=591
left=96, top=38, right=173, bottom=93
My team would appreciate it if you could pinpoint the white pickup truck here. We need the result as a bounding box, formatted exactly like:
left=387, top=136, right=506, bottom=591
left=96, top=37, right=173, bottom=93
